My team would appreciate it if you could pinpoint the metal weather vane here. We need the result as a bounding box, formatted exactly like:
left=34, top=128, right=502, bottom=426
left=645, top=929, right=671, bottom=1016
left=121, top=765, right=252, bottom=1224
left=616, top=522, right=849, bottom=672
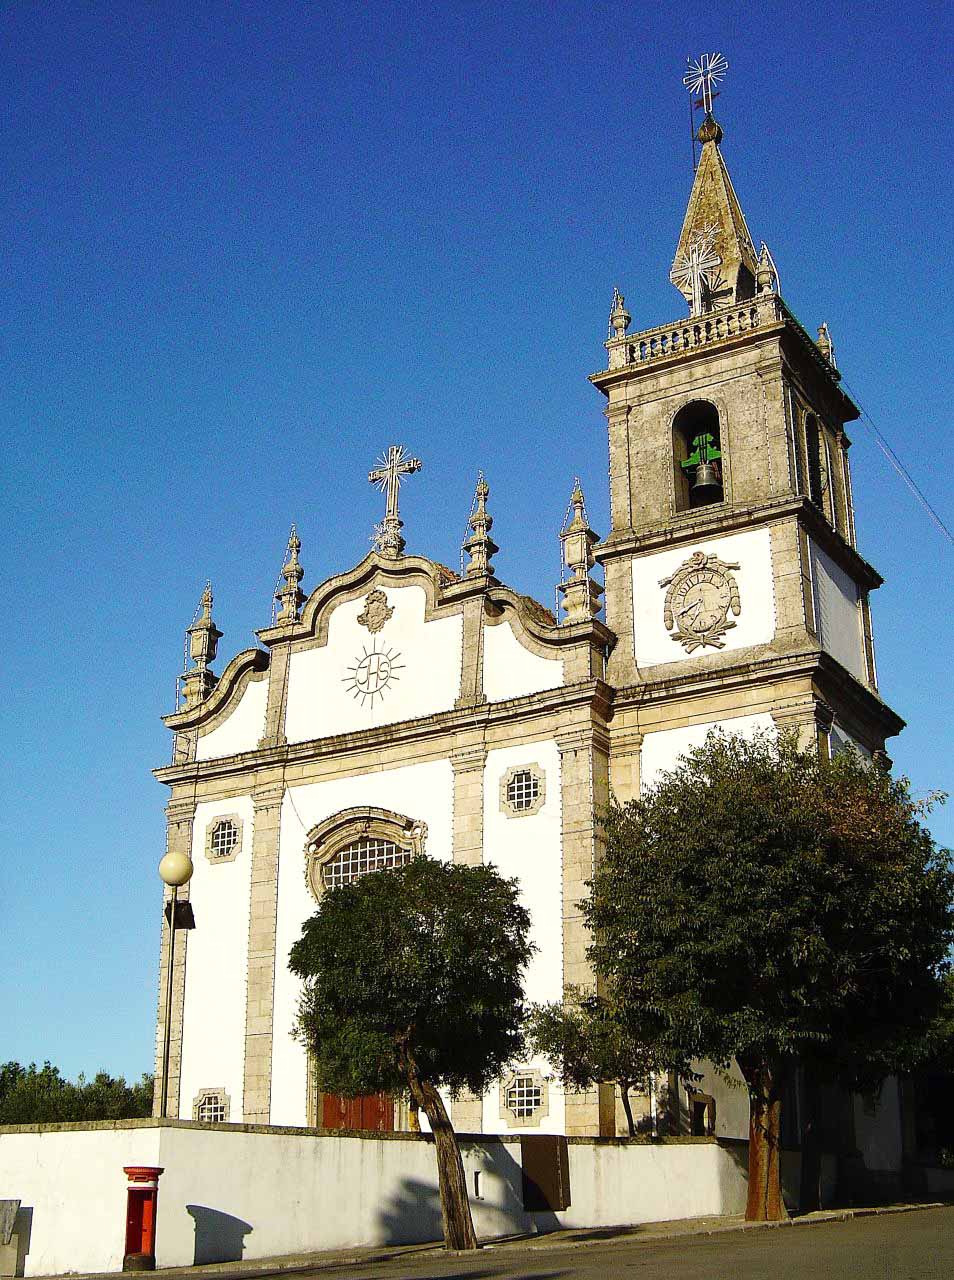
left=683, top=51, right=728, bottom=115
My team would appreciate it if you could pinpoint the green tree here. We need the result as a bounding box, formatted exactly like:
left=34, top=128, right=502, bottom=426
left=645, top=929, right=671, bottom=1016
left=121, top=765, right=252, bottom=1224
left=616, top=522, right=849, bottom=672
left=289, top=858, right=533, bottom=1251
left=527, top=988, right=676, bottom=1136
left=587, top=730, right=954, bottom=1221
left=0, top=1061, right=153, bottom=1124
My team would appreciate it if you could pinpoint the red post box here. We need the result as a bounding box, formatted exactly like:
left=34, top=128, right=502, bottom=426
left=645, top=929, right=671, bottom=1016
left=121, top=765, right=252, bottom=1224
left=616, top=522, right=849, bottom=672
left=122, top=1166, right=164, bottom=1272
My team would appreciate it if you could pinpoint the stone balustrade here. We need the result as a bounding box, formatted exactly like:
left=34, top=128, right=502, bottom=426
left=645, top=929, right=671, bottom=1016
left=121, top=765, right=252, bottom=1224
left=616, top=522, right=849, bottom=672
left=603, top=294, right=784, bottom=372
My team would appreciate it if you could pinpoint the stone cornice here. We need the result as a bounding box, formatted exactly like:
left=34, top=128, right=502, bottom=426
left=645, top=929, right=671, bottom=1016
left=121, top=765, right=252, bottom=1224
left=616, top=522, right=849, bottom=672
left=154, top=679, right=616, bottom=789
left=596, top=495, right=882, bottom=592
left=611, top=645, right=903, bottom=739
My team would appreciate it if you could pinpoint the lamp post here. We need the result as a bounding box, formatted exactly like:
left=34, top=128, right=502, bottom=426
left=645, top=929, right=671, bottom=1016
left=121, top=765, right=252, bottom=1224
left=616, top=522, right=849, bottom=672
left=157, top=850, right=194, bottom=1118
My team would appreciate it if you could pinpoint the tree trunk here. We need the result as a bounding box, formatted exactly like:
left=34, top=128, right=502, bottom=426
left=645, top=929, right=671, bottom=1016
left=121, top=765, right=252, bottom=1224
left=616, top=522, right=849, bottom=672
left=620, top=1081, right=636, bottom=1137
left=405, top=1064, right=478, bottom=1250
left=744, top=1062, right=788, bottom=1222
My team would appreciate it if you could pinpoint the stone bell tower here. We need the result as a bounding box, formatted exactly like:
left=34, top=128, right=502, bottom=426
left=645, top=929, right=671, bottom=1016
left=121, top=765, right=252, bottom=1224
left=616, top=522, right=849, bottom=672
left=592, top=88, right=902, bottom=778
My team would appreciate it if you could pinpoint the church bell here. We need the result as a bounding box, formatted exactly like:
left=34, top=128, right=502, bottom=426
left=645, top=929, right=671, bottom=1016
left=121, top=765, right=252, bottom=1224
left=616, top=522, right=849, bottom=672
left=691, top=460, right=722, bottom=499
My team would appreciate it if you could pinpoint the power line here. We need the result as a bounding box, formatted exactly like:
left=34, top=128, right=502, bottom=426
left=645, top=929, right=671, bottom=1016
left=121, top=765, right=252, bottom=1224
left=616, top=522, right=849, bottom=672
left=840, top=377, right=954, bottom=548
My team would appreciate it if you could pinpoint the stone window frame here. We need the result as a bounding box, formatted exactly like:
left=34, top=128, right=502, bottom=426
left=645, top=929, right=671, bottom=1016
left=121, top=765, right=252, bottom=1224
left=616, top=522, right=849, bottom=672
left=204, top=814, right=243, bottom=864
left=499, top=764, right=546, bottom=818
left=193, top=1087, right=230, bottom=1124
left=304, top=806, right=428, bottom=903
left=499, top=1069, right=549, bottom=1129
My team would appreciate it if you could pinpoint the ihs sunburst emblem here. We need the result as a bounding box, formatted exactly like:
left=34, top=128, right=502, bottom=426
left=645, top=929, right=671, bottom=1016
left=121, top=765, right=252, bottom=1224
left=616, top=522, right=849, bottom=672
left=343, top=639, right=405, bottom=708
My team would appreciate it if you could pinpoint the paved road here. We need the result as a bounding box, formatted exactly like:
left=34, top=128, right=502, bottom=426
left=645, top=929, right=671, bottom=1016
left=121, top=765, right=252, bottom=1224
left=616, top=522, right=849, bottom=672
left=235, top=1208, right=953, bottom=1280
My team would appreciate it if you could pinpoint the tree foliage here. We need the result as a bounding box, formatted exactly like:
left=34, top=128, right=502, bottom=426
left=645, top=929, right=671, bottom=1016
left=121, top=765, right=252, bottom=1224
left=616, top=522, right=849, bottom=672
left=587, top=730, right=954, bottom=1220
left=527, top=988, right=675, bottom=1136
left=0, top=1061, right=153, bottom=1124
left=289, top=857, right=533, bottom=1249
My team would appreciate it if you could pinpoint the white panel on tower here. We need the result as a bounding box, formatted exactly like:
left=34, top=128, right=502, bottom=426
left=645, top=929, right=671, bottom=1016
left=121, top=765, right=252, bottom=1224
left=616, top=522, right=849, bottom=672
left=640, top=712, right=777, bottom=792
left=809, top=540, right=867, bottom=684
left=631, top=527, right=776, bottom=668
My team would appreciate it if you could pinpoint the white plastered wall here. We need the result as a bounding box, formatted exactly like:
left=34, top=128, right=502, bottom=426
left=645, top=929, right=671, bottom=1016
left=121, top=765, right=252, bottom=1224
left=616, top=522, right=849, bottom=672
left=481, top=740, right=565, bottom=1135
left=809, top=539, right=867, bottom=683
left=269, top=759, right=454, bottom=1126
left=482, top=619, right=562, bottom=703
left=195, top=676, right=268, bottom=761
left=178, top=795, right=254, bottom=1121
left=632, top=527, right=776, bottom=668
left=640, top=713, right=777, bottom=792
left=284, top=584, right=462, bottom=744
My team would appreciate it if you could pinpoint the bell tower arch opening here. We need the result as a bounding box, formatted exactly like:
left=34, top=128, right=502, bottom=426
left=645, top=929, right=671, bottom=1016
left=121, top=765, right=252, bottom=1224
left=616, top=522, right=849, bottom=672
left=673, top=400, right=724, bottom=511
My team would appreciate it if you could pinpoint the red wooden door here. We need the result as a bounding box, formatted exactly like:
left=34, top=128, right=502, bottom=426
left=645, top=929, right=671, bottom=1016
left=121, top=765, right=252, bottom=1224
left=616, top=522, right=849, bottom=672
left=322, top=1092, right=393, bottom=1131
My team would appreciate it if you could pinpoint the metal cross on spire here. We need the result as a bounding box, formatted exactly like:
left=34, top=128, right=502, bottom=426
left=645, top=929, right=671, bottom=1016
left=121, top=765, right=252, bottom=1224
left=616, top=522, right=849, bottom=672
left=683, top=51, right=728, bottom=116
left=368, top=444, right=422, bottom=558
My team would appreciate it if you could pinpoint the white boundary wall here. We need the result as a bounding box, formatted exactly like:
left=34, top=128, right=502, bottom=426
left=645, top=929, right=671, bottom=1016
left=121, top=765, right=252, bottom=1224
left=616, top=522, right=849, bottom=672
left=0, top=1122, right=750, bottom=1275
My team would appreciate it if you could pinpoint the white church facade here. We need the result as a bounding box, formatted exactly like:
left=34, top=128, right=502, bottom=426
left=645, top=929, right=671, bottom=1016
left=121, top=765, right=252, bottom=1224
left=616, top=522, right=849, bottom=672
left=152, top=102, right=902, bottom=1141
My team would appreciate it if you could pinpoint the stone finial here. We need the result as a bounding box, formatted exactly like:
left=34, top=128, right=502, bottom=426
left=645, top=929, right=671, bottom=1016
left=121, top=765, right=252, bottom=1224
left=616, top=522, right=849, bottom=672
left=756, top=242, right=777, bottom=294
left=462, top=472, right=499, bottom=579
left=608, top=287, right=631, bottom=339
left=816, top=322, right=836, bottom=368
left=275, top=524, right=305, bottom=624
left=181, top=583, right=223, bottom=708
left=558, top=480, right=603, bottom=624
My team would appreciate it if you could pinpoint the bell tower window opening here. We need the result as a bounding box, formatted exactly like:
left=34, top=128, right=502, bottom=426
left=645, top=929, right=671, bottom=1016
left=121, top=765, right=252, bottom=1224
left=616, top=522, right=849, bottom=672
left=673, top=401, right=724, bottom=511
left=321, top=837, right=413, bottom=890
left=804, top=413, right=826, bottom=510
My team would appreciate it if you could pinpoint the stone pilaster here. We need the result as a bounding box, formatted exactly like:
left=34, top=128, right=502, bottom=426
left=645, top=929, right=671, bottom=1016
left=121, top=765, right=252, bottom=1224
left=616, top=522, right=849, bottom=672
left=557, top=727, right=614, bottom=1136
left=259, top=643, right=291, bottom=747
left=609, top=730, right=643, bottom=804
left=450, top=744, right=486, bottom=1131
left=772, top=699, right=834, bottom=756
left=451, top=1089, right=484, bottom=1134
left=451, top=745, right=486, bottom=868
left=600, top=552, right=636, bottom=686
left=242, top=781, right=285, bottom=1124
left=456, top=594, right=488, bottom=708
left=152, top=795, right=196, bottom=1118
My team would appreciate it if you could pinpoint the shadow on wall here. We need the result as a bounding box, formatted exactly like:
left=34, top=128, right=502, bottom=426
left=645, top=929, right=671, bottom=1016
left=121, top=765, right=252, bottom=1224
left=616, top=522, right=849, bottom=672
left=186, top=1205, right=253, bottom=1265
left=376, top=1178, right=444, bottom=1246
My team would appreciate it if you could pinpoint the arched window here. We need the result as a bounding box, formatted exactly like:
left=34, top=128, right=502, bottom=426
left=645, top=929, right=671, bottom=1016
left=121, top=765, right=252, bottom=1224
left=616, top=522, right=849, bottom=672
left=321, top=836, right=413, bottom=889
left=673, top=401, right=724, bottom=511
left=304, top=807, right=427, bottom=900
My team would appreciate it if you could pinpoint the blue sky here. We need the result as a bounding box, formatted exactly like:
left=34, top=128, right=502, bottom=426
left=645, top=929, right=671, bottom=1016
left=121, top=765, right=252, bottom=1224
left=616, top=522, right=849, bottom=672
left=1, top=1, right=951, bottom=1080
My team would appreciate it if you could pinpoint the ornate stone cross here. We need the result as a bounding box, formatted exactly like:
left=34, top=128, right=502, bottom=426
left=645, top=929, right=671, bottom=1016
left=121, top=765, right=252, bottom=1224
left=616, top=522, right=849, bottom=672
left=368, top=444, right=422, bottom=559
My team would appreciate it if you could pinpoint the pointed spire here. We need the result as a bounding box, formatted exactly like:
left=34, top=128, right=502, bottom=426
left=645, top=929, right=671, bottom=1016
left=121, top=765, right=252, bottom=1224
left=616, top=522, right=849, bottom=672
left=816, top=322, right=836, bottom=368
left=275, top=524, right=305, bottom=624
left=558, top=480, right=603, bottom=624
left=181, top=582, right=223, bottom=708
left=462, top=472, right=499, bottom=578
left=670, top=111, right=759, bottom=315
left=608, top=287, right=631, bottom=339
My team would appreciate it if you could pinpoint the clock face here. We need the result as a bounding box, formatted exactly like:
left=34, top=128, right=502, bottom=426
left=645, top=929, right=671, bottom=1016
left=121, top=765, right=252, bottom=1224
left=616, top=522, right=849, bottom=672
left=671, top=569, right=731, bottom=637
